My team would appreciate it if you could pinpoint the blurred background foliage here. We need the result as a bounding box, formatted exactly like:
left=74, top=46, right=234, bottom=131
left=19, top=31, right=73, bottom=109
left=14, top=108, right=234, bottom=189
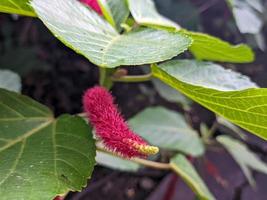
left=1, top=1, right=267, bottom=200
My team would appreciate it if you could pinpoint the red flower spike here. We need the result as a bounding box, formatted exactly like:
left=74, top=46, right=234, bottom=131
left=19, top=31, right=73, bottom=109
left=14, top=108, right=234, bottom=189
left=83, top=86, right=159, bottom=158
left=80, top=0, right=102, bottom=15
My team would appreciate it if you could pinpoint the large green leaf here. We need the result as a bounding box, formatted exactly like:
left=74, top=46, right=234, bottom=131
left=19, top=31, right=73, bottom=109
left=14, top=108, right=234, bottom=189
left=31, top=0, right=191, bottom=68
left=182, top=30, right=254, bottom=63
left=0, top=89, right=96, bottom=200
left=170, top=154, right=215, bottom=200
left=152, top=60, right=267, bottom=140
left=97, top=0, right=129, bottom=31
left=96, top=151, right=140, bottom=172
left=0, top=70, right=21, bottom=93
left=126, top=0, right=253, bottom=63
left=0, top=0, right=35, bottom=17
left=129, top=107, right=204, bottom=156
left=127, top=0, right=180, bottom=31
left=154, top=60, right=257, bottom=91
left=217, top=135, right=267, bottom=186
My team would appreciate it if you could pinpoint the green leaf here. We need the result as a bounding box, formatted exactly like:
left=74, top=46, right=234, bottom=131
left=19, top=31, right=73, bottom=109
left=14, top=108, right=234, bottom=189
left=245, top=0, right=264, bottom=13
left=96, top=151, right=140, bottom=172
left=127, top=0, right=180, bottom=31
left=227, top=0, right=263, bottom=34
left=0, top=70, right=21, bottom=93
left=217, top=135, right=267, bottom=186
left=232, top=5, right=262, bottom=34
left=97, top=0, right=130, bottom=31
left=0, top=0, right=35, bottom=17
left=152, top=78, right=192, bottom=109
left=152, top=60, right=267, bottom=140
left=170, top=154, right=215, bottom=200
left=31, top=0, right=191, bottom=68
left=217, top=117, right=247, bottom=140
left=129, top=107, right=204, bottom=156
left=0, top=89, right=96, bottom=200
left=182, top=30, right=254, bottom=63
left=154, top=60, right=257, bottom=91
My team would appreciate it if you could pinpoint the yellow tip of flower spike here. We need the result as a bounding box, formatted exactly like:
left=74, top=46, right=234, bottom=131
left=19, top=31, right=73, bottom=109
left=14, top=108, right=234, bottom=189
left=137, top=145, right=159, bottom=155
left=123, top=138, right=159, bottom=156
left=132, top=142, right=159, bottom=155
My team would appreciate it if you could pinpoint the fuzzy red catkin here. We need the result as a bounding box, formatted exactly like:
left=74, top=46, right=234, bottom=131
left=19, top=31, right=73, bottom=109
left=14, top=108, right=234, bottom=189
left=80, top=0, right=102, bottom=15
left=83, top=86, right=158, bottom=158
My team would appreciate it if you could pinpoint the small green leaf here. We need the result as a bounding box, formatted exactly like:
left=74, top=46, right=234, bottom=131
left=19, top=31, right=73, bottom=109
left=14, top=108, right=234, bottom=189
left=170, top=154, right=215, bottom=200
left=0, top=70, right=21, bottom=93
left=152, top=60, right=267, bottom=140
left=97, top=0, right=130, bottom=31
left=182, top=30, right=254, bottom=63
left=96, top=151, right=140, bottom=172
left=127, top=0, right=180, bottom=31
left=129, top=107, right=204, bottom=156
left=227, top=0, right=263, bottom=34
left=0, top=89, right=96, bottom=200
left=233, top=5, right=262, bottom=34
left=31, top=0, right=191, bottom=68
left=245, top=0, right=264, bottom=13
left=217, top=135, right=267, bottom=186
left=0, top=0, right=35, bottom=17
left=217, top=117, right=247, bottom=140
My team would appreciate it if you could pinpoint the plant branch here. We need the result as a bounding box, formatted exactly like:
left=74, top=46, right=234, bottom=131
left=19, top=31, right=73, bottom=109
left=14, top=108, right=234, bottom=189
left=133, top=157, right=171, bottom=170
left=99, top=67, right=106, bottom=86
left=111, top=73, right=152, bottom=83
left=208, top=121, right=219, bottom=137
left=97, top=147, right=171, bottom=170
left=202, top=121, right=219, bottom=144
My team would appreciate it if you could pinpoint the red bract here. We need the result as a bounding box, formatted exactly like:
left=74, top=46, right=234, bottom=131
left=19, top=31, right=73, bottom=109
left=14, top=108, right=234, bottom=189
left=83, top=86, right=159, bottom=158
left=80, top=0, right=102, bottom=15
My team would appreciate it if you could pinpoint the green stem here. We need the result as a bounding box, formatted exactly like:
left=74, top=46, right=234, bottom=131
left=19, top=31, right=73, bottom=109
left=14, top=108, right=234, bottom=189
left=208, top=121, right=219, bottom=137
left=133, top=157, right=171, bottom=170
left=99, top=67, right=114, bottom=89
left=97, top=147, right=171, bottom=170
left=202, top=121, right=219, bottom=144
left=111, top=73, right=152, bottom=83
left=99, top=67, right=106, bottom=86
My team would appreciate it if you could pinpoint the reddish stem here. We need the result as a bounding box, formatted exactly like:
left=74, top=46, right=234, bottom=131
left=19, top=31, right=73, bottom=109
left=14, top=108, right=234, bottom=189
left=53, top=196, right=64, bottom=200
left=205, top=159, right=228, bottom=188
left=162, top=174, right=178, bottom=200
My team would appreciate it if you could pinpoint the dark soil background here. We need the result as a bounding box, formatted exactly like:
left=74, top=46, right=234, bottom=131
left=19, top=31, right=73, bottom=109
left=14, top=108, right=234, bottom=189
left=1, top=0, right=267, bottom=200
